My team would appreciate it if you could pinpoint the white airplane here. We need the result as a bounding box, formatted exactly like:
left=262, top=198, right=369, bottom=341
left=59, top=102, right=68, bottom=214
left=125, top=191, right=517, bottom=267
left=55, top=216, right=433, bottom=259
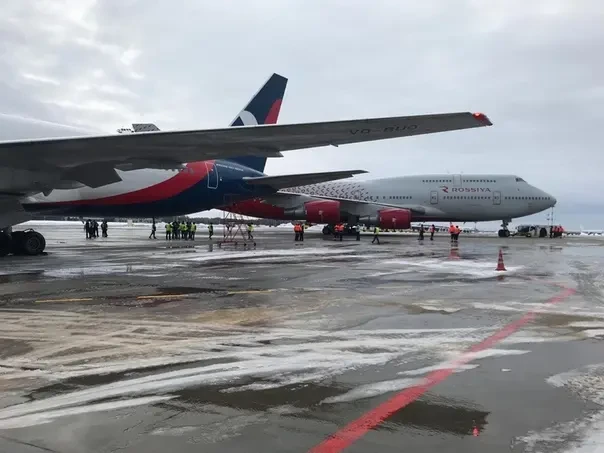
left=223, top=174, right=557, bottom=237
left=2, top=73, right=492, bottom=257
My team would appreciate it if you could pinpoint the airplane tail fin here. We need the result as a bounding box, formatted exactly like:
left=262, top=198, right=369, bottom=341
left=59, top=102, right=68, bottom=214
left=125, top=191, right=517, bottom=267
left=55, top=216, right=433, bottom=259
left=226, top=73, right=288, bottom=173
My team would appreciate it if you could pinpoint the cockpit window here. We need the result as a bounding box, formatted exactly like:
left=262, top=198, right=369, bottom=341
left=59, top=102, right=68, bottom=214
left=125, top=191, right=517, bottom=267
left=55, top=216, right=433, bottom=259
left=515, top=177, right=525, bottom=182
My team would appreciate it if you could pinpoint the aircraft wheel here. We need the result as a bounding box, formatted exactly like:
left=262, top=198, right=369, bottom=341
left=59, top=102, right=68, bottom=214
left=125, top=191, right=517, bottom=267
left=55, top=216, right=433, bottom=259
left=498, top=229, right=510, bottom=238
left=0, top=232, right=11, bottom=257
left=21, top=230, right=46, bottom=255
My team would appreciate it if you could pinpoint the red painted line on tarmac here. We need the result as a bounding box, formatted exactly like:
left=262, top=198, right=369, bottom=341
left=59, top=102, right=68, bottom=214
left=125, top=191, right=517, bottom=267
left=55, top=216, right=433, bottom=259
left=308, top=286, right=577, bottom=453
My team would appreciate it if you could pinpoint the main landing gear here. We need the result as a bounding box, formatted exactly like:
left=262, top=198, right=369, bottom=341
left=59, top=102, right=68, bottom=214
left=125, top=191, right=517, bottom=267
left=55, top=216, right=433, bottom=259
left=0, top=229, right=47, bottom=257
left=498, top=220, right=511, bottom=238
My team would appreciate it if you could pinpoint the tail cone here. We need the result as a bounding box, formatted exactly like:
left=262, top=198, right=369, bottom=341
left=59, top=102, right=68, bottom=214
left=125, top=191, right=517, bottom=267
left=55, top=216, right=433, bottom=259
left=496, top=249, right=506, bottom=271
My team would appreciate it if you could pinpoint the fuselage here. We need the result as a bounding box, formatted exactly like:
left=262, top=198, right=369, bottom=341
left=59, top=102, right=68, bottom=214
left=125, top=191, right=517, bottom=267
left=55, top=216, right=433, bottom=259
left=229, top=174, right=557, bottom=223
left=22, top=159, right=272, bottom=218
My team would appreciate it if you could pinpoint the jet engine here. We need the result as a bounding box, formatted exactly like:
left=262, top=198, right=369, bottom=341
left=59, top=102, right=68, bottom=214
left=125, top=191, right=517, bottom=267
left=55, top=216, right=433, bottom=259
left=360, top=208, right=412, bottom=230
left=284, top=200, right=341, bottom=224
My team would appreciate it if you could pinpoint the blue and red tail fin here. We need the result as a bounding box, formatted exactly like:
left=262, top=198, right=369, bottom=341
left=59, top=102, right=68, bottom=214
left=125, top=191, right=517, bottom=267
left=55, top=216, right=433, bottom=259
left=226, top=73, right=288, bottom=173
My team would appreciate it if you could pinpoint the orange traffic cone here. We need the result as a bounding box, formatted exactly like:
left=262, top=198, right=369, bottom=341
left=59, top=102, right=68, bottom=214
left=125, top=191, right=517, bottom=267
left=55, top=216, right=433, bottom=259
left=496, top=249, right=506, bottom=271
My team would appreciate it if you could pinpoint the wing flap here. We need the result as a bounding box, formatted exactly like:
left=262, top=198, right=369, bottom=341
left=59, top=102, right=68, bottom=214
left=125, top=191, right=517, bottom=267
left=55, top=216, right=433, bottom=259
left=243, top=170, right=367, bottom=190
left=0, top=112, right=491, bottom=171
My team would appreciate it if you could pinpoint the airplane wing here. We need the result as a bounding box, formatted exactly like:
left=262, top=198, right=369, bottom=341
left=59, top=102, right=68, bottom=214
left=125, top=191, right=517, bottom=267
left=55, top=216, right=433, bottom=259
left=0, top=112, right=492, bottom=189
left=275, top=190, right=433, bottom=215
left=243, top=170, right=367, bottom=190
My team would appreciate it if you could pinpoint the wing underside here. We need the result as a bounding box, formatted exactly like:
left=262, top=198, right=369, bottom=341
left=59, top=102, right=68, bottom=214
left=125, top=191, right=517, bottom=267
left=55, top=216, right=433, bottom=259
left=243, top=170, right=368, bottom=190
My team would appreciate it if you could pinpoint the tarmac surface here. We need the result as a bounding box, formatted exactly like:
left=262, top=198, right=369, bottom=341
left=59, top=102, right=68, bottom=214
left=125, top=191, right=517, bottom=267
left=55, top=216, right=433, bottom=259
left=0, top=222, right=603, bottom=453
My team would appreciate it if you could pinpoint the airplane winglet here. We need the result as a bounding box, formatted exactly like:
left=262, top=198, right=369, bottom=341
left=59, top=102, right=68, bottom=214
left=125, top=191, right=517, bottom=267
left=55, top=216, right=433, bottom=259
left=471, top=112, right=493, bottom=126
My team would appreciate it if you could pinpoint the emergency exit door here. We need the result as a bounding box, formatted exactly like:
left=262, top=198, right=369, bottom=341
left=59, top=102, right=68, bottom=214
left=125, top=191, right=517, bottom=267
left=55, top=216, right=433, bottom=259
left=430, top=190, right=438, bottom=204
left=493, top=191, right=501, bottom=205
left=206, top=162, right=219, bottom=189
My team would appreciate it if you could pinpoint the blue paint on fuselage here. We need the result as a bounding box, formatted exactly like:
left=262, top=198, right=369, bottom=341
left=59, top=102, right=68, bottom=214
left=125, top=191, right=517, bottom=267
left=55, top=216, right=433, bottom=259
left=22, top=160, right=274, bottom=218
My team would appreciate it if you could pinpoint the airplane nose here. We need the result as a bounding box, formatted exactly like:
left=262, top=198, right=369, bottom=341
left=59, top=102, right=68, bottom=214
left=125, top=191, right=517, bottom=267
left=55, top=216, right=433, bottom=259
left=545, top=192, right=556, bottom=207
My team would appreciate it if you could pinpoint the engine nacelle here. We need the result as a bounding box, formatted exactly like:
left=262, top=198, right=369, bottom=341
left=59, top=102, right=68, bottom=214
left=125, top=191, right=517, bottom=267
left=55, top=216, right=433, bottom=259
left=360, top=208, right=412, bottom=230
left=285, top=200, right=341, bottom=223
left=304, top=200, right=341, bottom=224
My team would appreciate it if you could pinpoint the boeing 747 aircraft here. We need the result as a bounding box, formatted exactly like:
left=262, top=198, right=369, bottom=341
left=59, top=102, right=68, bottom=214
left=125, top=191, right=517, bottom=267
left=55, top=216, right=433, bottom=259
left=222, top=174, right=557, bottom=237
left=5, top=73, right=493, bottom=257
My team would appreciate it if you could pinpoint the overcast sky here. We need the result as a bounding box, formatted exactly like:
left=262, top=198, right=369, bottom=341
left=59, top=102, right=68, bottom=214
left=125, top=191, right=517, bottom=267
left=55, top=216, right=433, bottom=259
left=2, top=0, right=603, bottom=229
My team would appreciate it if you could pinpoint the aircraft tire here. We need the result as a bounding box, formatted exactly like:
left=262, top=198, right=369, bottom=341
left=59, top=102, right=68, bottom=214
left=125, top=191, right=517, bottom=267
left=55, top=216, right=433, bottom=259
left=20, top=230, right=46, bottom=256
left=498, top=229, right=511, bottom=238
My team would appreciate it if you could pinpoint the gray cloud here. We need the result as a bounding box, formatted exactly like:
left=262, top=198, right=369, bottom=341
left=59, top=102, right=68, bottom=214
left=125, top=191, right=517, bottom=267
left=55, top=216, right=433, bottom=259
left=2, top=0, right=603, bottom=228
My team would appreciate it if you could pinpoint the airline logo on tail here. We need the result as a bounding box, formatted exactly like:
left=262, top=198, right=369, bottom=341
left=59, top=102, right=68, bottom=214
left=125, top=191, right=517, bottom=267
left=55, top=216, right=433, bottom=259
left=230, top=73, right=286, bottom=128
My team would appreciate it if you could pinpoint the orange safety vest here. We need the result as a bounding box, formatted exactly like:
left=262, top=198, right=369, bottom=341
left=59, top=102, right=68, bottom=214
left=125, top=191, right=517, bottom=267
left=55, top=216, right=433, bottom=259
left=449, top=226, right=455, bottom=234
left=294, top=224, right=300, bottom=232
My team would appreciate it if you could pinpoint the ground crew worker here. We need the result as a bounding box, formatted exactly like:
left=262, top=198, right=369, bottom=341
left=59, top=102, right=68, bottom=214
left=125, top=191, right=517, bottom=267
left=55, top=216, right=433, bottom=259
left=429, top=224, right=435, bottom=241
left=372, top=226, right=380, bottom=244
left=165, top=222, right=172, bottom=240
left=449, top=223, right=455, bottom=242
left=247, top=223, right=254, bottom=240
left=101, top=220, right=108, bottom=238
left=294, top=223, right=301, bottom=241
left=418, top=225, right=424, bottom=241
left=149, top=221, right=157, bottom=239
left=454, top=225, right=461, bottom=242
left=208, top=222, right=214, bottom=239
left=299, top=223, right=304, bottom=242
left=180, top=221, right=187, bottom=240
left=355, top=224, right=361, bottom=241
left=191, top=222, right=196, bottom=240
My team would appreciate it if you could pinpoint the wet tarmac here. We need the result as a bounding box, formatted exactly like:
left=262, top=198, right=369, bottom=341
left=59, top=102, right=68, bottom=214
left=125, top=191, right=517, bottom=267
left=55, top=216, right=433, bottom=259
left=0, top=222, right=603, bottom=452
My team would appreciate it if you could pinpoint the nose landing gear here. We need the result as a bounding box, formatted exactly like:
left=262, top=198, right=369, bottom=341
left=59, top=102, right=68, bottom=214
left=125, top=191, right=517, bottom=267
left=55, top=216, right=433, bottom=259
left=498, top=220, right=511, bottom=238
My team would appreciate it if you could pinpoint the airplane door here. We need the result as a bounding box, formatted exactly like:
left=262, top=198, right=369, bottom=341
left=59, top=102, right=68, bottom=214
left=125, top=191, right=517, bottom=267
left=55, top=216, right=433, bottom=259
left=453, top=174, right=462, bottom=186
left=206, top=162, right=219, bottom=189
left=493, top=191, right=501, bottom=205
left=430, top=190, right=438, bottom=205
